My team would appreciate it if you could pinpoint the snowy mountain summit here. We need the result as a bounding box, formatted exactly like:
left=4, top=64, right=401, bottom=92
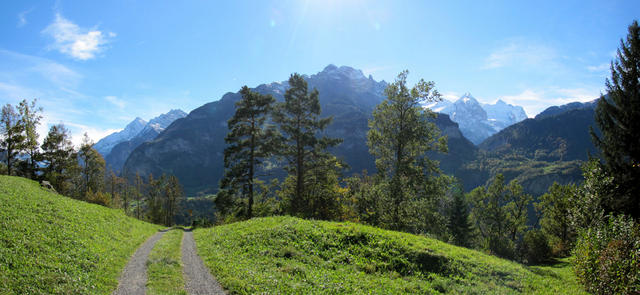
left=425, top=93, right=527, bottom=144
left=94, top=109, right=187, bottom=157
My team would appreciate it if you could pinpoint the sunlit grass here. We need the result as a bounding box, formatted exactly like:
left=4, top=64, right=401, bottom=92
left=0, top=176, right=160, bottom=294
left=194, top=216, right=586, bottom=294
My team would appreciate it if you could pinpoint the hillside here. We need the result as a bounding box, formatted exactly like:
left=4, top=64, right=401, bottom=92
left=123, top=65, right=477, bottom=195
left=0, top=176, right=160, bottom=294
left=193, top=216, right=586, bottom=294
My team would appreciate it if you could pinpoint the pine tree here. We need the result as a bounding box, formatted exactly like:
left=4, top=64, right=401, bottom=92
left=78, top=133, right=105, bottom=199
left=273, top=73, right=341, bottom=216
left=17, top=99, right=42, bottom=179
left=367, top=70, right=447, bottom=230
left=591, top=20, right=640, bottom=219
left=0, top=104, right=25, bottom=176
left=41, top=124, right=77, bottom=194
left=447, top=184, right=473, bottom=247
left=221, top=86, right=277, bottom=219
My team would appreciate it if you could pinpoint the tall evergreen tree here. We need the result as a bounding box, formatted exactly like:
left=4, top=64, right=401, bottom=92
left=447, top=184, right=473, bottom=247
left=0, top=104, right=25, bottom=176
left=367, top=70, right=447, bottom=230
left=17, top=99, right=42, bottom=179
left=591, top=20, right=640, bottom=219
left=273, top=73, right=341, bottom=216
left=221, top=86, right=277, bottom=219
left=41, top=124, right=77, bottom=194
left=78, top=133, right=105, bottom=199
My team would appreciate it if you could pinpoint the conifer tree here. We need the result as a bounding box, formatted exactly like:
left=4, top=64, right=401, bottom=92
left=17, top=99, right=42, bottom=179
left=447, top=184, right=473, bottom=247
left=221, top=86, right=277, bottom=218
left=273, top=73, right=341, bottom=216
left=0, top=104, right=25, bottom=176
left=78, top=133, right=105, bottom=199
left=367, top=70, right=447, bottom=230
left=41, top=124, right=77, bottom=194
left=591, top=20, right=640, bottom=219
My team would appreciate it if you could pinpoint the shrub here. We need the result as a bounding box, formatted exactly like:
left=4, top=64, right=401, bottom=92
left=572, top=215, right=640, bottom=294
left=520, top=229, right=551, bottom=265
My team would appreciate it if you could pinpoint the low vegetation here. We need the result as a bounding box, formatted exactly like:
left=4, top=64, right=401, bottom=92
left=194, top=216, right=586, bottom=294
left=0, top=175, right=160, bottom=294
left=146, top=228, right=187, bottom=295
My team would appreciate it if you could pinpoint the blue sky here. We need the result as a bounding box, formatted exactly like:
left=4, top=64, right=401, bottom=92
left=1, top=1, right=638, bottom=145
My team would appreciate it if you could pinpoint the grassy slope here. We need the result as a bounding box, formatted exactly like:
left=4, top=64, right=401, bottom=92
left=0, top=176, right=160, bottom=295
left=194, top=216, right=586, bottom=294
left=146, top=228, right=187, bottom=295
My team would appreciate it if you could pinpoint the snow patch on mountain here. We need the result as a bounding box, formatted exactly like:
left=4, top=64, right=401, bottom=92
left=425, top=93, right=527, bottom=144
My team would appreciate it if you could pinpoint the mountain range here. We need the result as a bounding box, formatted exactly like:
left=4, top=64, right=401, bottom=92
left=95, top=64, right=599, bottom=197
left=94, top=109, right=187, bottom=172
left=425, top=93, right=528, bottom=144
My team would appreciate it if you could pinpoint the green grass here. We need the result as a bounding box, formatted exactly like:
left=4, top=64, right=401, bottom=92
left=0, top=175, right=161, bottom=295
left=194, top=216, right=587, bottom=294
left=146, top=228, right=187, bottom=295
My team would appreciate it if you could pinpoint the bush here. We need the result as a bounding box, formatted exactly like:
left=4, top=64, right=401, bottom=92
left=520, top=229, right=551, bottom=265
left=572, top=215, right=640, bottom=294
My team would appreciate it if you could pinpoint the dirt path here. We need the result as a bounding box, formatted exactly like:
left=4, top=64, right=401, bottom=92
left=112, top=230, right=166, bottom=295
left=182, top=230, right=226, bottom=295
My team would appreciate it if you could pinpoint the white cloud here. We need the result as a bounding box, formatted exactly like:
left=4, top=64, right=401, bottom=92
left=17, top=8, right=33, bottom=27
left=587, top=63, right=609, bottom=72
left=42, top=14, right=115, bottom=60
left=500, top=87, right=601, bottom=117
left=105, top=95, right=126, bottom=109
left=440, top=91, right=460, bottom=102
left=483, top=41, right=557, bottom=70
left=62, top=121, right=121, bottom=147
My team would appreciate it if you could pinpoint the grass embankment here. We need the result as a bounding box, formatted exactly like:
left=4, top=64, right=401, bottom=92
left=0, top=175, right=161, bottom=294
left=194, top=216, right=585, bottom=294
left=146, top=228, right=187, bottom=295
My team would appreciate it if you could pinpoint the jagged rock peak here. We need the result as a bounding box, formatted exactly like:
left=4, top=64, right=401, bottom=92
left=319, top=64, right=367, bottom=81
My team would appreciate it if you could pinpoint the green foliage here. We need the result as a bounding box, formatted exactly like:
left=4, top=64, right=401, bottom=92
left=146, top=229, right=187, bottom=295
left=446, top=183, right=473, bottom=247
left=520, top=229, right=551, bottom=265
left=0, top=103, right=25, bottom=176
left=78, top=133, right=105, bottom=199
left=273, top=73, right=341, bottom=217
left=0, top=175, right=160, bottom=294
left=41, top=124, right=78, bottom=196
left=591, top=20, right=640, bottom=219
left=572, top=215, right=640, bottom=294
left=16, top=99, right=42, bottom=179
left=193, top=216, right=586, bottom=294
left=570, top=159, right=609, bottom=230
left=221, top=86, right=277, bottom=219
left=468, top=174, right=532, bottom=259
left=536, top=182, right=577, bottom=256
left=366, top=70, right=447, bottom=232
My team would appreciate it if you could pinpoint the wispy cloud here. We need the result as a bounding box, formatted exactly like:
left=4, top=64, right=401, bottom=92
left=500, top=87, right=601, bottom=117
left=587, top=63, right=609, bottom=73
left=17, top=8, right=34, bottom=28
left=42, top=14, right=115, bottom=60
left=483, top=40, right=557, bottom=70
left=105, top=95, right=126, bottom=109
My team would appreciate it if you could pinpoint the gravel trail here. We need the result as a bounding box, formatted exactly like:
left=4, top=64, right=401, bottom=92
left=112, top=230, right=166, bottom=295
left=182, top=230, right=226, bottom=295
